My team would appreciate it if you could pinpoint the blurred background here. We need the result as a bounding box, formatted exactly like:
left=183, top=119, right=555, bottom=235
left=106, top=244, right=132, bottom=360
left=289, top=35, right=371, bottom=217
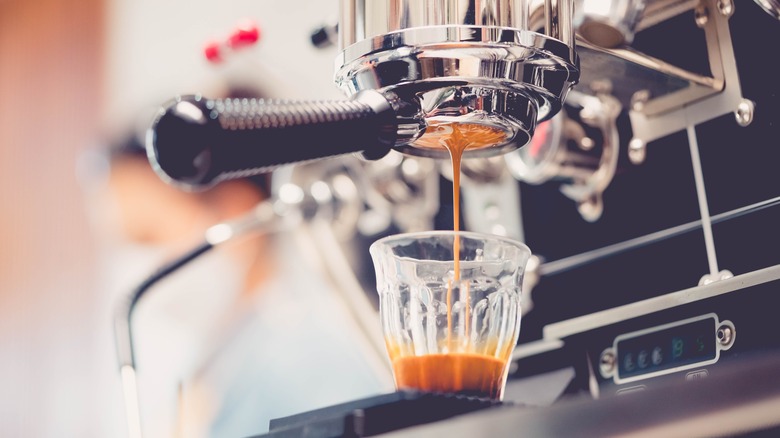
left=0, top=0, right=360, bottom=436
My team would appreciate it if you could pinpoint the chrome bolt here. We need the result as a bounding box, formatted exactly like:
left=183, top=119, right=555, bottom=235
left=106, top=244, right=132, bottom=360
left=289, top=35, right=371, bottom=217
left=629, top=138, right=646, bottom=164
left=695, top=5, right=709, bottom=27
left=631, top=90, right=651, bottom=112
left=735, top=99, right=755, bottom=127
left=717, top=326, right=732, bottom=345
left=600, top=350, right=616, bottom=376
left=717, top=0, right=734, bottom=17
left=580, top=136, right=595, bottom=151
left=717, top=321, right=736, bottom=350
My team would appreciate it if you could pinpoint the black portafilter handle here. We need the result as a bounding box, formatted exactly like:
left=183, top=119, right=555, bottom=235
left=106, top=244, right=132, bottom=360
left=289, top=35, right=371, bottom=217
left=147, top=89, right=398, bottom=189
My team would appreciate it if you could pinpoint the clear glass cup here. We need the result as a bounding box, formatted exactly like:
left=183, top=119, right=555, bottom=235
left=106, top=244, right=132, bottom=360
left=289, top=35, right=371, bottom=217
left=369, top=231, right=531, bottom=400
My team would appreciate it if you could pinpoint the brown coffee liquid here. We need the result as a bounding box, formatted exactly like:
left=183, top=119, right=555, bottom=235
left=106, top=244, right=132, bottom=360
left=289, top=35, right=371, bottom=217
left=392, top=353, right=507, bottom=399
left=389, top=123, right=509, bottom=399
left=415, top=122, right=507, bottom=347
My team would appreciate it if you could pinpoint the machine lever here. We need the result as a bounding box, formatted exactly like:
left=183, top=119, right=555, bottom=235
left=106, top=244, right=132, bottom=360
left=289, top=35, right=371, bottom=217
left=147, top=90, right=397, bottom=189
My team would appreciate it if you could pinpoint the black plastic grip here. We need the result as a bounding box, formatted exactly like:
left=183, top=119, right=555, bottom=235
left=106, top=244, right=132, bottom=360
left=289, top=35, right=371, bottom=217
left=147, top=90, right=396, bottom=189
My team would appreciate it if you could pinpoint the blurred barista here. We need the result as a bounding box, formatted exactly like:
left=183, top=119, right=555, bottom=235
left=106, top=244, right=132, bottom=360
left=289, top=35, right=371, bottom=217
left=90, top=114, right=392, bottom=437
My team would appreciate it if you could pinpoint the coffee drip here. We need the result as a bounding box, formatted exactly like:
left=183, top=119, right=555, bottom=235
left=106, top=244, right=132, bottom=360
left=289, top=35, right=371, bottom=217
left=386, top=121, right=515, bottom=399
left=420, top=122, right=507, bottom=349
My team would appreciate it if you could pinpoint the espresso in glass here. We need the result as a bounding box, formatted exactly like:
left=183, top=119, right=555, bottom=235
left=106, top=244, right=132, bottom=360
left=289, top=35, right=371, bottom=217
left=390, top=352, right=507, bottom=399
left=370, top=124, right=529, bottom=400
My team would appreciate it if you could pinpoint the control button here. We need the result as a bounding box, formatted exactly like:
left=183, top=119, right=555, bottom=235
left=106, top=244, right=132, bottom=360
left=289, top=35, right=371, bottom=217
left=227, top=20, right=260, bottom=49
left=203, top=40, right=222, bottom=63
left=203, top=19, right=261, bottom=64
left=637, top=350, right=649, bottom=369
left=685, top=369, right=709, bottom=381
left=310, top=23, right=338, bottom=49
left=652, top=347, right=663, bottom=365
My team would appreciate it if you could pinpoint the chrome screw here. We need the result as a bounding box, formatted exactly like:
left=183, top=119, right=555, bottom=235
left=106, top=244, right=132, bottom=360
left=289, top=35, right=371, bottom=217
left=717, top=325, right=733, bottom=346
left=631, top=89, right=651, bottom=112
left=735, top=99, right=755, bottom=127
left=600, top=350, right=616, bottom=376
left=695, top=4, right=709, bottom=27
left=629, top=138, right=646, bottom=164
left=717, top=0, right=734, bottom=17
left=580, top=136, right=595, bottom=151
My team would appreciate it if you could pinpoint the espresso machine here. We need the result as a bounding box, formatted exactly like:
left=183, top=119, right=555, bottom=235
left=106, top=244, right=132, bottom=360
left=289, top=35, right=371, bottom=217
left=124, top=0, right=780, bottom=435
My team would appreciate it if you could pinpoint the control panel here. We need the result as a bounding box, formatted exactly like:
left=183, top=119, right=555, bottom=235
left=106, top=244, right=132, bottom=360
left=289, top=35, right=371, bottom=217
left=598, top=314, right=735, bottom=384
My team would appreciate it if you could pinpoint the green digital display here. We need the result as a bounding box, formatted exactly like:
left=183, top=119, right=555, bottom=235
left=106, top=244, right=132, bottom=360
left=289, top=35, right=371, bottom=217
left=617, top=317, right=716, bottom=379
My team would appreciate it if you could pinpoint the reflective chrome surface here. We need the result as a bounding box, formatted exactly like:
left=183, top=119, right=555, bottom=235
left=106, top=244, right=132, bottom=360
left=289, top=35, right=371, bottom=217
left=505, top=90, right=620, bottom=221
left=575, top=0, right=647, bottom=47
left=339, top=0, right=532, bottom=49
left=337, top=0, right=578, bottom=158
left=336, top=25, right=579, bottom=158
left=754, top=0, right=780, bottom=20
left=503, top=110, right=565, bottom=184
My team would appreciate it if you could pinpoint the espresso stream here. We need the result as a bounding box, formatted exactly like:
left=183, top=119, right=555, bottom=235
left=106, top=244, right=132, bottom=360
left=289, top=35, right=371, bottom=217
left=391, top=122, right=509, bottom=399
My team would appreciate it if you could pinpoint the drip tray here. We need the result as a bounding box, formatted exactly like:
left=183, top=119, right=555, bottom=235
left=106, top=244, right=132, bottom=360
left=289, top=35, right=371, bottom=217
left=252, top=391, right=506, bottom=438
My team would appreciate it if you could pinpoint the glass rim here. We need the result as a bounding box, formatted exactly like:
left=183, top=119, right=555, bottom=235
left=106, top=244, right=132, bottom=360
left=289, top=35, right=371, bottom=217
left=369, top=230, right=531, bottom=255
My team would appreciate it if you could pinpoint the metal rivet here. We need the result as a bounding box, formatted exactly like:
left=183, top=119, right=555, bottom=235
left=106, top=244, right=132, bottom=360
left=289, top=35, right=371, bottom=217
left=629, top=138, right=646, bottom=164
left=631, top=90, right=651, bottom=112
left=695, top=5, right=709, bottom=27
left=717, top=326, right=733, bottom=346
left=600, top=350, right=616, bottom=376
left=717, top=0, right=734, bottom=17
left=735, top=99, right=755, bottom=127
left=580, top=136, right=595, bottom=151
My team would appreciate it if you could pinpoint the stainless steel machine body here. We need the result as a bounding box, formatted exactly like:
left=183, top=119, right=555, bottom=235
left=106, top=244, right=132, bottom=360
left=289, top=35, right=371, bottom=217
left=316, top=0, right=780, bottom=428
